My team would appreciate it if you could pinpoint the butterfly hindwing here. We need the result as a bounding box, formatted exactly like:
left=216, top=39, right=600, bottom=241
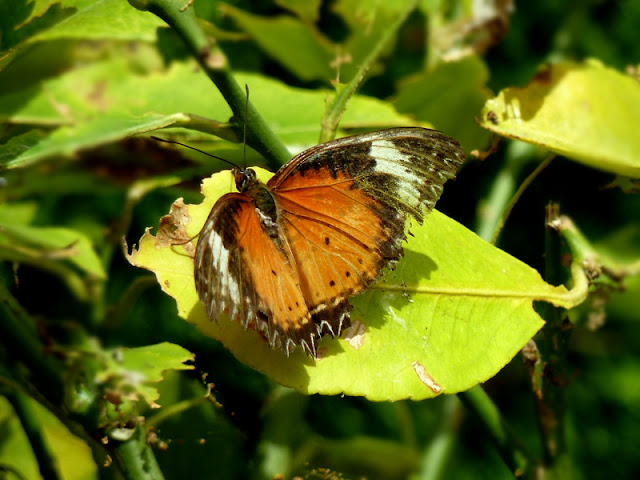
left=194, top=193, right=319, bottom=356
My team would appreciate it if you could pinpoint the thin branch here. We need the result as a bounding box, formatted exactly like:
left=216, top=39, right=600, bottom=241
left=491, top=154, right=555, bottom=245
left=474, top=141, right=549, bottom=243
left=147, top=383, right=221, bottom=429
left=109, top=426, right=165, bottom=480
left=394, top=401, right=418, bottom=450
left=130, top=0, right=290, bottom=170
left=416, top=396, right=461, bottom=480
left=319, top=0, right=419, bottom=143
left=105, top=276, right=158, bottom=329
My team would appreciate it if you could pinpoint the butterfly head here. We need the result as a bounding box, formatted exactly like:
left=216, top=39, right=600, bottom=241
left=234, top=167, right=258, bottom=193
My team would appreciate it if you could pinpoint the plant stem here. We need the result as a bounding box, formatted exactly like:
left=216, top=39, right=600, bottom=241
left=458, top=386, right=533, bottom=477
left=6, top=390, right=62, bottom=480
left=319, top=0, right=419, bottom=143
left=130, top=0, right=290, bottom=169
left=522, top=204, right=574, bottom=476
left=110, top=426, right=165, bottom=480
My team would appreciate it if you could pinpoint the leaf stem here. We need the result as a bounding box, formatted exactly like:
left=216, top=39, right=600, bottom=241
left=491, top=153, right=555, bottom=245
left=6, top=390, right=62, bottom=480
left=146, top=384, right=219, bottom=429
left=318, top=0, right=419, bottom=143
left=474, top=141, right=546, bottom=243
left=131, top=0, right=290, bottom=169
left=457, top=386, right=533, bottom=477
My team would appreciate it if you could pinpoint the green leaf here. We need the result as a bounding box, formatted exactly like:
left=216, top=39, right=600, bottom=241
left=393, top=55, right=493, bottom=153
left=479, top=59, right=640, bottom=178
left=28, top=1, right=164, bottom=43
left=127, top=169, right=580, bottom=401
left=275, top=0, right=322, bottom=23
left=0, top=58, right=420, bottom=168
left=0, top=396, right=96, bottom=480
left=2, top=111, right=190, bottom=169
left=0, top=222, right=106, bottom=279
left=330, top=0, right=412, bottom=83
left=0, top=0, right=164, bottom=71
left=96, top=342, right=194, bottom=407
left=220, top=4, right=336, bottom=82
left=0, top=202, right=38, bottom=225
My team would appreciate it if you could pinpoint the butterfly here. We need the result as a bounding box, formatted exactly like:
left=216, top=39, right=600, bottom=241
left=194, top=128, right=465, bottom=357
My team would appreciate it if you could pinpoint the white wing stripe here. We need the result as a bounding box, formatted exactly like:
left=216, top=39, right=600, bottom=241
left=369, top=139, right=421, bottom=207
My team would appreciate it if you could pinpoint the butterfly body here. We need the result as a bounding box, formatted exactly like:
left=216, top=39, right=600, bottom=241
left=194, top=128, right=465, bottom=357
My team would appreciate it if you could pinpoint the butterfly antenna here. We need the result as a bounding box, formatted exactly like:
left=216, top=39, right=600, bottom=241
left=243, top=84, right=249, bottom=171
left=150, top=136, right=239, bottom=170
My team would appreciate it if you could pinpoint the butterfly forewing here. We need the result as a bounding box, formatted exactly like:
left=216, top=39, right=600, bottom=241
left=271, top=128, right=464, bottom=225
left=267, top=128, right=464, bottom=340
left=273, top=169, right=401, bottom=335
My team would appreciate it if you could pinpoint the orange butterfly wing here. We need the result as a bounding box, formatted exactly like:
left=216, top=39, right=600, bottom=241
left=195, top=128, right=465, bottom=357
left=194, top=193, right=321, bottom=355
left=268, top=128, right=465, bottom=346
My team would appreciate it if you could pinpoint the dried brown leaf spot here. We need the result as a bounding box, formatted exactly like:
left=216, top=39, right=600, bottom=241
left=156, top=198, right=195, bottom=256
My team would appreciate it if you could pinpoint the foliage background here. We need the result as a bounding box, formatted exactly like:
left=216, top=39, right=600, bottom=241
left=1, top=1, right=639, bottom=479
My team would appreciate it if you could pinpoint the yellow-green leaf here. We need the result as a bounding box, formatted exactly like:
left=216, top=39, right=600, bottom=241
left=127, top=168, right=582, bottom=401
left=96, top=343, right=194, bottom=407
left=479, top=60, right=640, bottom=178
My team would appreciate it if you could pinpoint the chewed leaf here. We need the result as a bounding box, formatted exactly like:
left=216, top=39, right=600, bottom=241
left=96, top=343, right=194, bottom=408
left=127, top=169, right=580, bottom=400
left=479, top=60, right=640, bottom=178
